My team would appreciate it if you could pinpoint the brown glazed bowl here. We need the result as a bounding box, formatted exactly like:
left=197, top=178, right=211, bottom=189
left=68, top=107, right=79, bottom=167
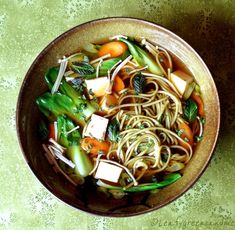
left=16, top=17, right=220, bottom=217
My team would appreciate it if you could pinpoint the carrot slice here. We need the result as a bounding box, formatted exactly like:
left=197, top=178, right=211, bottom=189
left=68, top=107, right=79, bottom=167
left=178, top=121, right=194, bottom=150
left=99, top=94, right=118, bottom=113
left=113, top=75, right=125, bottom=93
left=98, top=41, right=128, bottom=58
left=191, top=92, right=204, bottom=116
left=48, top=123, right=55, bottom=140
left=81, top=137, right=110, bottom=156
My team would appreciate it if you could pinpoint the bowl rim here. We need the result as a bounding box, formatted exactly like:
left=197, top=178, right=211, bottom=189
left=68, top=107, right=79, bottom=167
left=16, top=16, right=220, bottom=217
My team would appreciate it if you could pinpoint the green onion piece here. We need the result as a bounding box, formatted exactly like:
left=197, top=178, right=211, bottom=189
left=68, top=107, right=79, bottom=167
left=123, top=173, right=181, bottom=192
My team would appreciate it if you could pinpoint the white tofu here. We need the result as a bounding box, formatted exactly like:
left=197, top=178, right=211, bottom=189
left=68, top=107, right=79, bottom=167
left=95, top=161, right=123, bottom=183
left=170, top=70, right=193, bottom=96
left=85, top=77, right=109, bottom=99
left=84, top=114, right=109, bottom=140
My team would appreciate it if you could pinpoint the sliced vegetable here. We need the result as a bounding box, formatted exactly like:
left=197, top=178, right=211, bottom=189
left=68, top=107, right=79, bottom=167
left=57, top=115, right=79, bottom=147
left=106, top=55, right=133, bottom=94
left=113, top=75, right=125, bottom=93
left=48, top=123, right=55, bottom=140
left=81, top=137, right=110, bottom=156
left=98, top=41, right=128, bottom=58
left=119, top=38, right=163, bottom=75
left=107, top=118, right=120, bottom=142
left=183, top=99, right=198, bottom=123
left=133, top=72, right=146, bottom=94
left=45, top=67, right=96, bottom=119
left=57, top=115, right=93, bottom=177
left=98, top=58, right=121, bottom=76
left=84, top=53, right=130, bottom=79
left=99, top=94, right=118, bottom=113
left=123, top=173, right=181, bottom=192
left=36, top=92, right=86, bottom=127
left=67, top=145, right=93, bottom=177
left=191, top=92, right=204, bottom=116
left=178, top=121, right=194, bottom=149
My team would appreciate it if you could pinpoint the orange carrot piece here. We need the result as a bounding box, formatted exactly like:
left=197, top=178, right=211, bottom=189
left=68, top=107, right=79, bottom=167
left=191, top=92, right=204, bottom=116
left=99, top=94, right=118, bottom=111
left=48, top=123, right=55, bottom=140
left=98, top=41, right=128, bottom=58
left=178, top=121, right=194, bottom=150
left=113, top=75, right=125, bottom=93
left=81, top=137, right=110, bottom=156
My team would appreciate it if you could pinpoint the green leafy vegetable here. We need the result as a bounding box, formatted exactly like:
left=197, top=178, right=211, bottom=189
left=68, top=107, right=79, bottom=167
left=57, top=115, right=93, bottom=177
left=133, top=72, right=146, bottom=94
left=119, top=38, right=163, bottom=75
left=66, top=58, right=122, bottom=80
left=45, top=67, right=96, bottom=120
left=120, top=50, right=131, bottom=60
left=57, top=115, right=80, bottom=147
left=71, top=61, right=95, bottom=76
left=99, top=58, right=121, bottom=76
left=107, top=118, right=120, bottom=142
left=183, top=99, right=198, bottom=123
left=36, top=92, right=87, bottom=127
left=95, top=52, right=130, bottom=77
left=67, top=145, right=93, bottom=177
left=71, top=51, right=130, bottom=80
left=123, top=173, right=181, bottom=192
left=67, top=53, right=95, bottom=77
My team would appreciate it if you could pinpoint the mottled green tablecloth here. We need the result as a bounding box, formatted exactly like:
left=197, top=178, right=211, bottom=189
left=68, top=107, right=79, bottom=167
left=0, top=0, right=234, bottom=229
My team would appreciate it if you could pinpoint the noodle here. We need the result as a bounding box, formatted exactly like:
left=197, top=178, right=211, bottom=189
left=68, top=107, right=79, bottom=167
left=102, top=44, right=194, bottom=188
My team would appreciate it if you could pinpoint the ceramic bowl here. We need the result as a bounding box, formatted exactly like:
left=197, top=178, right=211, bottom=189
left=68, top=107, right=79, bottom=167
left=16, top=17, right=220, bottom=217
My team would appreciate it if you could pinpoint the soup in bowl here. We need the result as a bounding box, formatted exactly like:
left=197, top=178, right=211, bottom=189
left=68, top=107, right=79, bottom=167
left=16, top=17, right=220, bottom=217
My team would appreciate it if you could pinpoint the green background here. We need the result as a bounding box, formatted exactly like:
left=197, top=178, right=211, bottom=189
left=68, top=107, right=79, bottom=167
left=0, top=0, right=234, bottom=229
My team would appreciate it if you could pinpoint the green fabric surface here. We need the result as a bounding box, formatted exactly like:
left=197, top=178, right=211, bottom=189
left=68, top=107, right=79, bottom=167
left=0, top=0, right=234, bottom=229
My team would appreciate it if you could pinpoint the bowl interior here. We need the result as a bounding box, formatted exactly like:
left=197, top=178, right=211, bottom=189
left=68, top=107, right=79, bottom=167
left=17, top=17, right=220, bottom=217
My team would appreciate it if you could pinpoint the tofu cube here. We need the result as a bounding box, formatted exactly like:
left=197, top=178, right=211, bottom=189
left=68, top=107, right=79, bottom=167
left=85, top=77, right=109, bottom=99
left=95, top=161, right=123, bottom=183
left=170, top=70, right=193, bottom=96
left=84, top=114, right=109, bottom=140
